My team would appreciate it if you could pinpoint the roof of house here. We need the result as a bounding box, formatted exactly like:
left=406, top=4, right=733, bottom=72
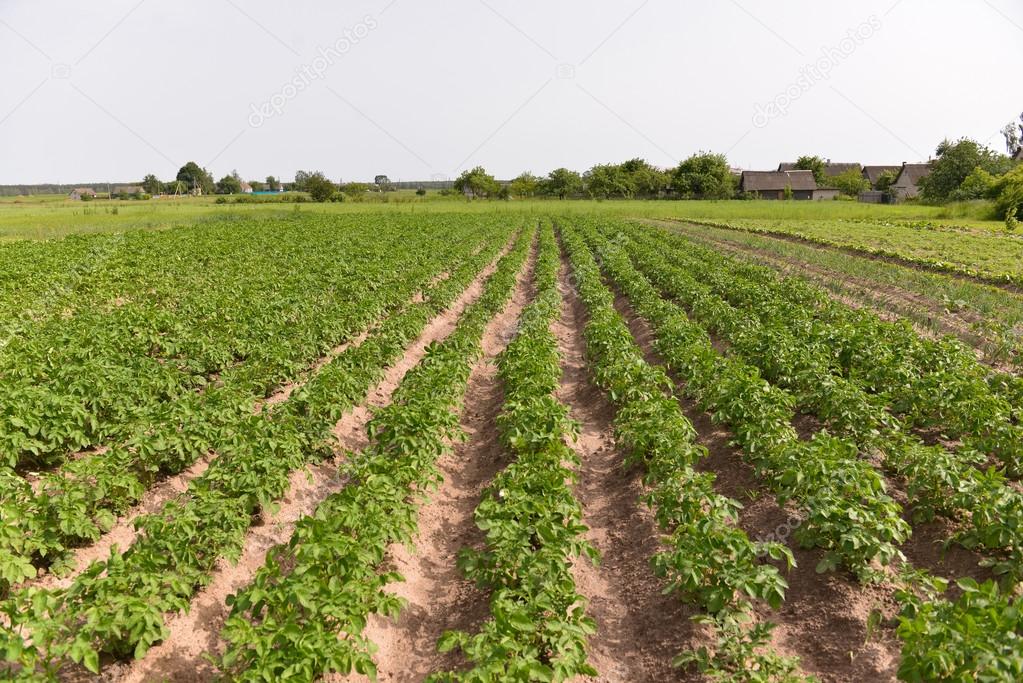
left=862, top=165, right=902, bottom=184
left=894, top=163, right=932, bottom=187
left=239, top=182, right=253, bottom=191
left=741, top=170, right=818, bottom=192
left=777, top=162, right=861, bottom=177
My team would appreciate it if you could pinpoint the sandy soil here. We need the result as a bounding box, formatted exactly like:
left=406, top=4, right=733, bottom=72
left=558, top=260, right=701, bottom=683
left=348, top=237, right=538, bottom=682
left=113, top=244, right=515, bottom=683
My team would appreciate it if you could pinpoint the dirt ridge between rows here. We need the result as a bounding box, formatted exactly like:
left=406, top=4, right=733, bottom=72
left=347, top=234, right=539, bottom=682
left=555, top=257, right=699, bottom=683
left=112, top=243, right=515, bottom=683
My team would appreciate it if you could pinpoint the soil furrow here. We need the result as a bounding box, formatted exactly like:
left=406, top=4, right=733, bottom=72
left=352, top=235, right=538, bottom=683
left=556, top=259, right=698, bottom=683
left=113, top=245, right=515, bottom=683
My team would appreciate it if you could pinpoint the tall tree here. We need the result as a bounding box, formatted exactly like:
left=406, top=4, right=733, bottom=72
left=175, top=162, right=214, bottom=195
left=508, top=172, right=539, bottom=198
left=920, top=138, right=1013, bottom=202
left=672, top=152, right=736, bottom=199
left=141, top=174, right=162, bottom=195
left=1002, top=112, right=1022, bottom=157
left=453, top=166, right=500, bottom=198
left=540, top=168, right=583, bottom=199
left=794, top=156, right=827, bottom=185
left=265, top=175, right=280, bottom=191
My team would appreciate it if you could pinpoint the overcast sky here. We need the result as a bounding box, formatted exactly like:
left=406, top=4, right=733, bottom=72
left=1, top=0, right=1021, bottom=184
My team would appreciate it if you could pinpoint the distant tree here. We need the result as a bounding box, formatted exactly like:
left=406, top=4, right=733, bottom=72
left=782, top=184, right=794, bottom=200
left=265, top=175, right=281, bottom=191
left=950, top=167, right=997, bottom=201
left=453, top=166, right=500, bottom=198
left=794, top=156, right=827, bottom=185
left=509, top=172, right=540, bottom=198
left=1002, top=112, right=1022, bottom=157
left=831, top=168, right=870, bottom=197
left=992, top=166, right=1023, bottom=225
left=249, top=180, right=265, bottom=192
left=875, top=169, right=899, bottom=194
left=216, top=173, right=243, bottom=194
left=585, top=163, right=633, bottom=199
left=304, top=172, right=339, bottom=202
left=176, top=161, right=214, bottom=195
left=919, top=138, right=1013, bottom=202
left=541, top=168, right=583, bottom=199
left=341, top=182, right=369, bottom=200
left=416, top=187, right=427, bottom=197
left=497, top=184, right=511, bottom=200
left=374, top=175, right=393, bottom=191
left=622, top=158, right=670, bottom=198
left=293, top=170, right=312, bottom=192
left=672, top=152, right=736, bottom=199
left=141, top=174, right=162, bottom=195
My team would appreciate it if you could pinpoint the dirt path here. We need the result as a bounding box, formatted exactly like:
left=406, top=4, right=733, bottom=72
left=115, top=243, right=515, bottom=683
left=351, top=236, right=538, bottom=683
left=608, top=289, right=903, bottom=683
left=556, top=260, right=699, bottom=683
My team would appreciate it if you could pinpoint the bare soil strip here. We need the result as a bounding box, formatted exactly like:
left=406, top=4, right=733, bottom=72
left=609, top=289, right=904, bottom=683
left=352, top=238, right=538, bottom=683
left=557, top=261, right=699, bottom=683
left=114, top=246, right=514, bottom=683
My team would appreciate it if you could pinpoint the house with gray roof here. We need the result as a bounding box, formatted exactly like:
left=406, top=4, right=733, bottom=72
left=777, top=161, right=862, bottom=178
left=861, top=165, right=902, bottom=189
left=892, top=163, right=932, bottom=200
left=740, top=170, right=819, bottom=200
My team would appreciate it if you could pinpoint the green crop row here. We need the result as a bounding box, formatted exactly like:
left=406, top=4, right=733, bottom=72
left=215, top=227, right=533, bottom=682
left=0, top=220, right=496, bottom=595
left=559, top=224, right=809, bottom=681
left=0, top=226, right=515, bottom=680
left=647, top=222, right=1023, bottom=474
left=430, top=223, right=598, bottom=681
left=577, top=221, right=909, bottom=583
left=615, top=221, right=1023, bottom=584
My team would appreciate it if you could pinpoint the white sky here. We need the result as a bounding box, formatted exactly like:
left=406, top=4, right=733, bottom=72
left=1, top=0, right=1021, bottom=184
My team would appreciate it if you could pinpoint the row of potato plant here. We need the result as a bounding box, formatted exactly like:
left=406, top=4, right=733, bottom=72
left=215, top=228, right=533, bottom=681
left=577, top=221, right=909, bottom=583
left=623, top=223, right=1023, bottom=682
left=430, top=223, right=599, bottom=681
left=644, top=223, right=1023, bottom=474
left=0, top=228, right=515, bottom=679
left=0, top=221, right=494, bottom=594
left=560, top=224, right=810, bottom=681
left=0, top=216, right=443, bottom=469
left=616, top=221, right=1023, bottom=584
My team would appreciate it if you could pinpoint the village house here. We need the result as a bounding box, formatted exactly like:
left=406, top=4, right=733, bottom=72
left=861, top=165, right=902, bottom=190
left=777, top=161, right=862, bottom=178
left=239, top=182, right=253, bottom=194
left=740, top=170, right=823, bottom=200
left=68, top=188, right=97, bottom=201
left=891, top=162, right=932, bottom=200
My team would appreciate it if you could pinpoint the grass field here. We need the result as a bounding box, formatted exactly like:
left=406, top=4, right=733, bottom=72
left=1, top=205, right=1022, bottom=682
